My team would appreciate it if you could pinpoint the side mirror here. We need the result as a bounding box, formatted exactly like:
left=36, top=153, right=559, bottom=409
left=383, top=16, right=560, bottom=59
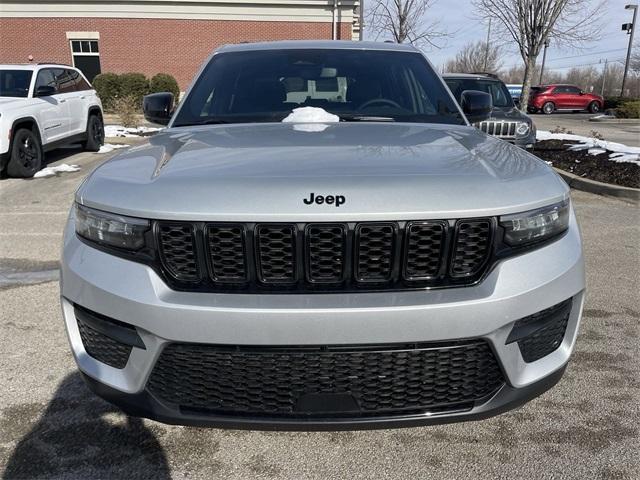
left=460, top=90, right=492, bottom=123
left=143, top=92, right=174, bottom=126
left=35, top=85, right=56, bottom=97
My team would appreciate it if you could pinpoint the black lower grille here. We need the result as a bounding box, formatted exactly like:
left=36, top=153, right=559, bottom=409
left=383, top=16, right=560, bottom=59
left=514, top=300, right=572, bottom=363
left=77, top=315, right=132, bottom=369
left=147, top=341, right=505, bottom=418
left=155, top=219, right=495, bottom=293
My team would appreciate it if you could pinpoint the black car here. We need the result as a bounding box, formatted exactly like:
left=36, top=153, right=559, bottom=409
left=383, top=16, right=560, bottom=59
left=443, top=73, right=536, bottom=148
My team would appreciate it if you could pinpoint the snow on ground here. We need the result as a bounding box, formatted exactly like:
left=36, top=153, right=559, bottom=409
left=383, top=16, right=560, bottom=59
left=536, top=130, right=640, bottom=166
left=105, top=125, right=162, bottom=138
left=33, top=163, right=81, bottom=178
left=96, top=143, right=129, bottom=154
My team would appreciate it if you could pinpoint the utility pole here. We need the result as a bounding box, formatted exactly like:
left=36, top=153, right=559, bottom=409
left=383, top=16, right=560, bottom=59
left=483, top=18, right=492, bottom=71
left=600, top=59, right=608, bottom=96
left=539, top=39, right=550, bottom=85
left=621, top=4, right=638, bottom=97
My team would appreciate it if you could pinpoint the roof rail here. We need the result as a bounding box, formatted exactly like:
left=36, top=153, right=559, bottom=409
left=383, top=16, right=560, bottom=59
left=36, top=62, right=71, bottom=66
left=470, top=72, right=500, bottom=79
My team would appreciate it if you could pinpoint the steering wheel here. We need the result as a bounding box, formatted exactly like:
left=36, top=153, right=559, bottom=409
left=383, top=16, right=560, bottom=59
left=358, top=98, right=402, bottom=110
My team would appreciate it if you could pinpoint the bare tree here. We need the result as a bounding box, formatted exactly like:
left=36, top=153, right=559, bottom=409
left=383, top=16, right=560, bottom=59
left=444, top=40, right=503, bottom=73
left=367, top=0, right=449, bottom=48
left=472, top=0, right=603, bottom=112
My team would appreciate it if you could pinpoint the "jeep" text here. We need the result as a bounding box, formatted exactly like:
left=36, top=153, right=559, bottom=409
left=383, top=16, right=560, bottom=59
left=303, top=193, right=345, bottom=207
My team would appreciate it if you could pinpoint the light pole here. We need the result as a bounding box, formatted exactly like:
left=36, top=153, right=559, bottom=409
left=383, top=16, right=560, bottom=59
left=539, top=39, right=550, bottom=85
left=621, top=4, right=638, bottom=97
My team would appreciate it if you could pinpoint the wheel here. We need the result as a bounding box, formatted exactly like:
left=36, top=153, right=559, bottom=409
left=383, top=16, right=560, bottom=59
left=542, top=102, right=555, bottom=115
left=7, top=128, right=42, bottom=178
left=82, top=114, right=105, bottom=152
left=588, top=101, right=601, bottom=114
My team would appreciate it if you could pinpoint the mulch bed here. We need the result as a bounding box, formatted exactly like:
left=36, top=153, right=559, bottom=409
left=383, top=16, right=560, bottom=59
left=531, top=140, right=640, bottom=189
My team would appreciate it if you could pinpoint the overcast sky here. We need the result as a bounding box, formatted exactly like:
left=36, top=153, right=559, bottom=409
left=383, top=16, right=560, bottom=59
left=366, top=0, right=635, bottom=73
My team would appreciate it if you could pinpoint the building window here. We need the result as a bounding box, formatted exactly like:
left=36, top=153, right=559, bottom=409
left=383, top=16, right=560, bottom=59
left=70, top=39, right=101, bottom=82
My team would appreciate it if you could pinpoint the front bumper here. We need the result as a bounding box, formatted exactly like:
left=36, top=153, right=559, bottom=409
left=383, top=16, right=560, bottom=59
left=61, top=210, right=585, bottom=429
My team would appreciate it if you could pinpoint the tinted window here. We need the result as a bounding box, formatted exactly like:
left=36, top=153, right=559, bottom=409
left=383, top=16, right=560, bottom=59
left=74, top=70, right=92, bottom=91
left=565, top=86, right=581, bottom=94
left=55, top=69, right=76, bottom=93
left=552, top=86, right=567, bottom=94
left=0, top=70, right=32, bottom=97
left=35, top=69, right=57, bottom=94
left=173, top=49, right=464, bottom=126
left=444, top=78, right=513, bottom=108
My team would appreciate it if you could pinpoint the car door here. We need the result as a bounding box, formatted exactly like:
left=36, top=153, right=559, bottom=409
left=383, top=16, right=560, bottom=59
left=565, top=86, right=587, bottom=109
left=33, top=68, right=71, bottom=144
left=58, top=69, right=86, bottom=136
left=551, top=86, right=570, bottom=109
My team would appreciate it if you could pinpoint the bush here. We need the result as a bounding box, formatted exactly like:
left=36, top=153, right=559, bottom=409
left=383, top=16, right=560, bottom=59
left=616, top=100, right=640, bottom=119
left=149, top=73, right=180, bottom=100
left=113, top=96, right=140, bottom=128
left=118, top=73, right=149, bottom=111
left=92, top=73, right=121, bottom=111
left=604, top=96, right=639, bottom=110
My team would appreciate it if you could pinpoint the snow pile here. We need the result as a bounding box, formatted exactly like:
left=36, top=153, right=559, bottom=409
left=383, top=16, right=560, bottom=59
left=282, top=107, right=340, bottom=123
left=96, top=143, right=129, bottom=154
left=105, top=125, right=162, bottom=138
left=536, top=130, right=640, bottom=166
left=33, top=163, right=80, bottom=178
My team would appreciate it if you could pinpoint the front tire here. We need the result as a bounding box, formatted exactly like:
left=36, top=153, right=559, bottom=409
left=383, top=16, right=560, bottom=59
left=542, top=102, right=555, bottom=115
left=82, top=114, right=105, bottom=152
left=7, top=128, right=43, bottom=178
left=588, top=101, right=601, bottom=114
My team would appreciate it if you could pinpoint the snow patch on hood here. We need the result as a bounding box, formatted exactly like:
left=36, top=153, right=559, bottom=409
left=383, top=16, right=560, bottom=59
left=282, top=107, right=339, bottom=124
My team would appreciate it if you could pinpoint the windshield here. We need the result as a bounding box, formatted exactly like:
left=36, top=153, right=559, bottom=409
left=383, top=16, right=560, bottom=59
left=444, top=78, right=514, bottom=108
left=0, top=70, right=32, bottom=98
left=172, top=49, right=465, bottom=127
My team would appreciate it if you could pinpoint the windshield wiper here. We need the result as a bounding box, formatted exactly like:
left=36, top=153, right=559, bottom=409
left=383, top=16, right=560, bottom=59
left=338, top=114, right=395, bottom=122
left=185, top=118, right=233, bottom=126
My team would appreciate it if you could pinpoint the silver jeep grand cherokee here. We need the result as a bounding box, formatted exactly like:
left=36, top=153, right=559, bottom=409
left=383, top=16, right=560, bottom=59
left=61, top=41, right=585, bottom=430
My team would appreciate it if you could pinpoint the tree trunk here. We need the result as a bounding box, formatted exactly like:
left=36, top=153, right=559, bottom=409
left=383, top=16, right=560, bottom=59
left=519, top=55, right=538, bottom=114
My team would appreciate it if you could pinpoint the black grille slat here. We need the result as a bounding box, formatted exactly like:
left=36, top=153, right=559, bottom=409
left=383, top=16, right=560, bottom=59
left=207, top=225, right=247, bottom=283
left=404, top=222, right=446, bottom=280
left=306, top=224, right=346, bottom=283
left=148, top=341, right=505, bottom=417
left=158, top=223, right=199, bottom=281
left=155, top=219, right=494, bottom=292
left=355, top=223, right=396, bottom=282
left=256, top=225, right=296, bottom=284
left=450, top=220, right=492, bottom=277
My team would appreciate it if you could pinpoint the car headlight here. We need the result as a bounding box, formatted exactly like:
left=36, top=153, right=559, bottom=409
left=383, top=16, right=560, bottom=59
left=75, top=203, right=149, bottom=250
left=516, top=122, right=530, bottom=136
left=500, top=199, right=570, bottom=246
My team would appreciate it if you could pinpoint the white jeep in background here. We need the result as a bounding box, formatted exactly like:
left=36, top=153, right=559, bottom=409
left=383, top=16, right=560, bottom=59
left=0, top=63, right=104, bottom=177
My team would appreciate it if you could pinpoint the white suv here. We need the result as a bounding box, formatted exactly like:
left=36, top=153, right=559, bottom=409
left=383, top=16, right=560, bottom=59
left=0, top=63, right=104, bottom=177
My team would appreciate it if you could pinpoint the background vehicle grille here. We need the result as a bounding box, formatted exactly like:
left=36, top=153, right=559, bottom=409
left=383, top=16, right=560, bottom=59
left=475, top=120, right=518, bottom=139
left=147, top=340, right=505, bottom=417
left=155, top=219, right=494, bottom=293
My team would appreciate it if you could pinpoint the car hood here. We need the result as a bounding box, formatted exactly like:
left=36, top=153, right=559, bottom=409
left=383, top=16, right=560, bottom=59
left=78, top=122, right=567, bottom=221
left=487, top=106, right=530, bottom=122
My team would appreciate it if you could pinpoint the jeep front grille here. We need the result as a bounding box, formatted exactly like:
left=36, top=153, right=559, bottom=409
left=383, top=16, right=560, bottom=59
left=155, top=219, right=494, bottom=293
left=475, top=120, right=518, bottom=139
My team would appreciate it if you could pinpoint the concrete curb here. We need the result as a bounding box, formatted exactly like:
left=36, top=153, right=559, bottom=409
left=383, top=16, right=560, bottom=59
left=588, top=116, right=639, bottom=124
left=554, top=168, right=640, bottom=204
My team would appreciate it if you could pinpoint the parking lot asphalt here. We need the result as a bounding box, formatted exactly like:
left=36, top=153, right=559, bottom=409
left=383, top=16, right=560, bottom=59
left=1, top=145, right=639, bottom=480
left=533, top=112, right=640, bottom=147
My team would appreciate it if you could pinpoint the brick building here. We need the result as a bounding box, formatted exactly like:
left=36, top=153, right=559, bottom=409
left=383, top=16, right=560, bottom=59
left=0, top=0, right=362, bottom=89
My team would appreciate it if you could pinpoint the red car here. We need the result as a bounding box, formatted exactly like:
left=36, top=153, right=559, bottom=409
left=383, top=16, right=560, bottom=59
left=528, top=84, right=604, bottom=114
